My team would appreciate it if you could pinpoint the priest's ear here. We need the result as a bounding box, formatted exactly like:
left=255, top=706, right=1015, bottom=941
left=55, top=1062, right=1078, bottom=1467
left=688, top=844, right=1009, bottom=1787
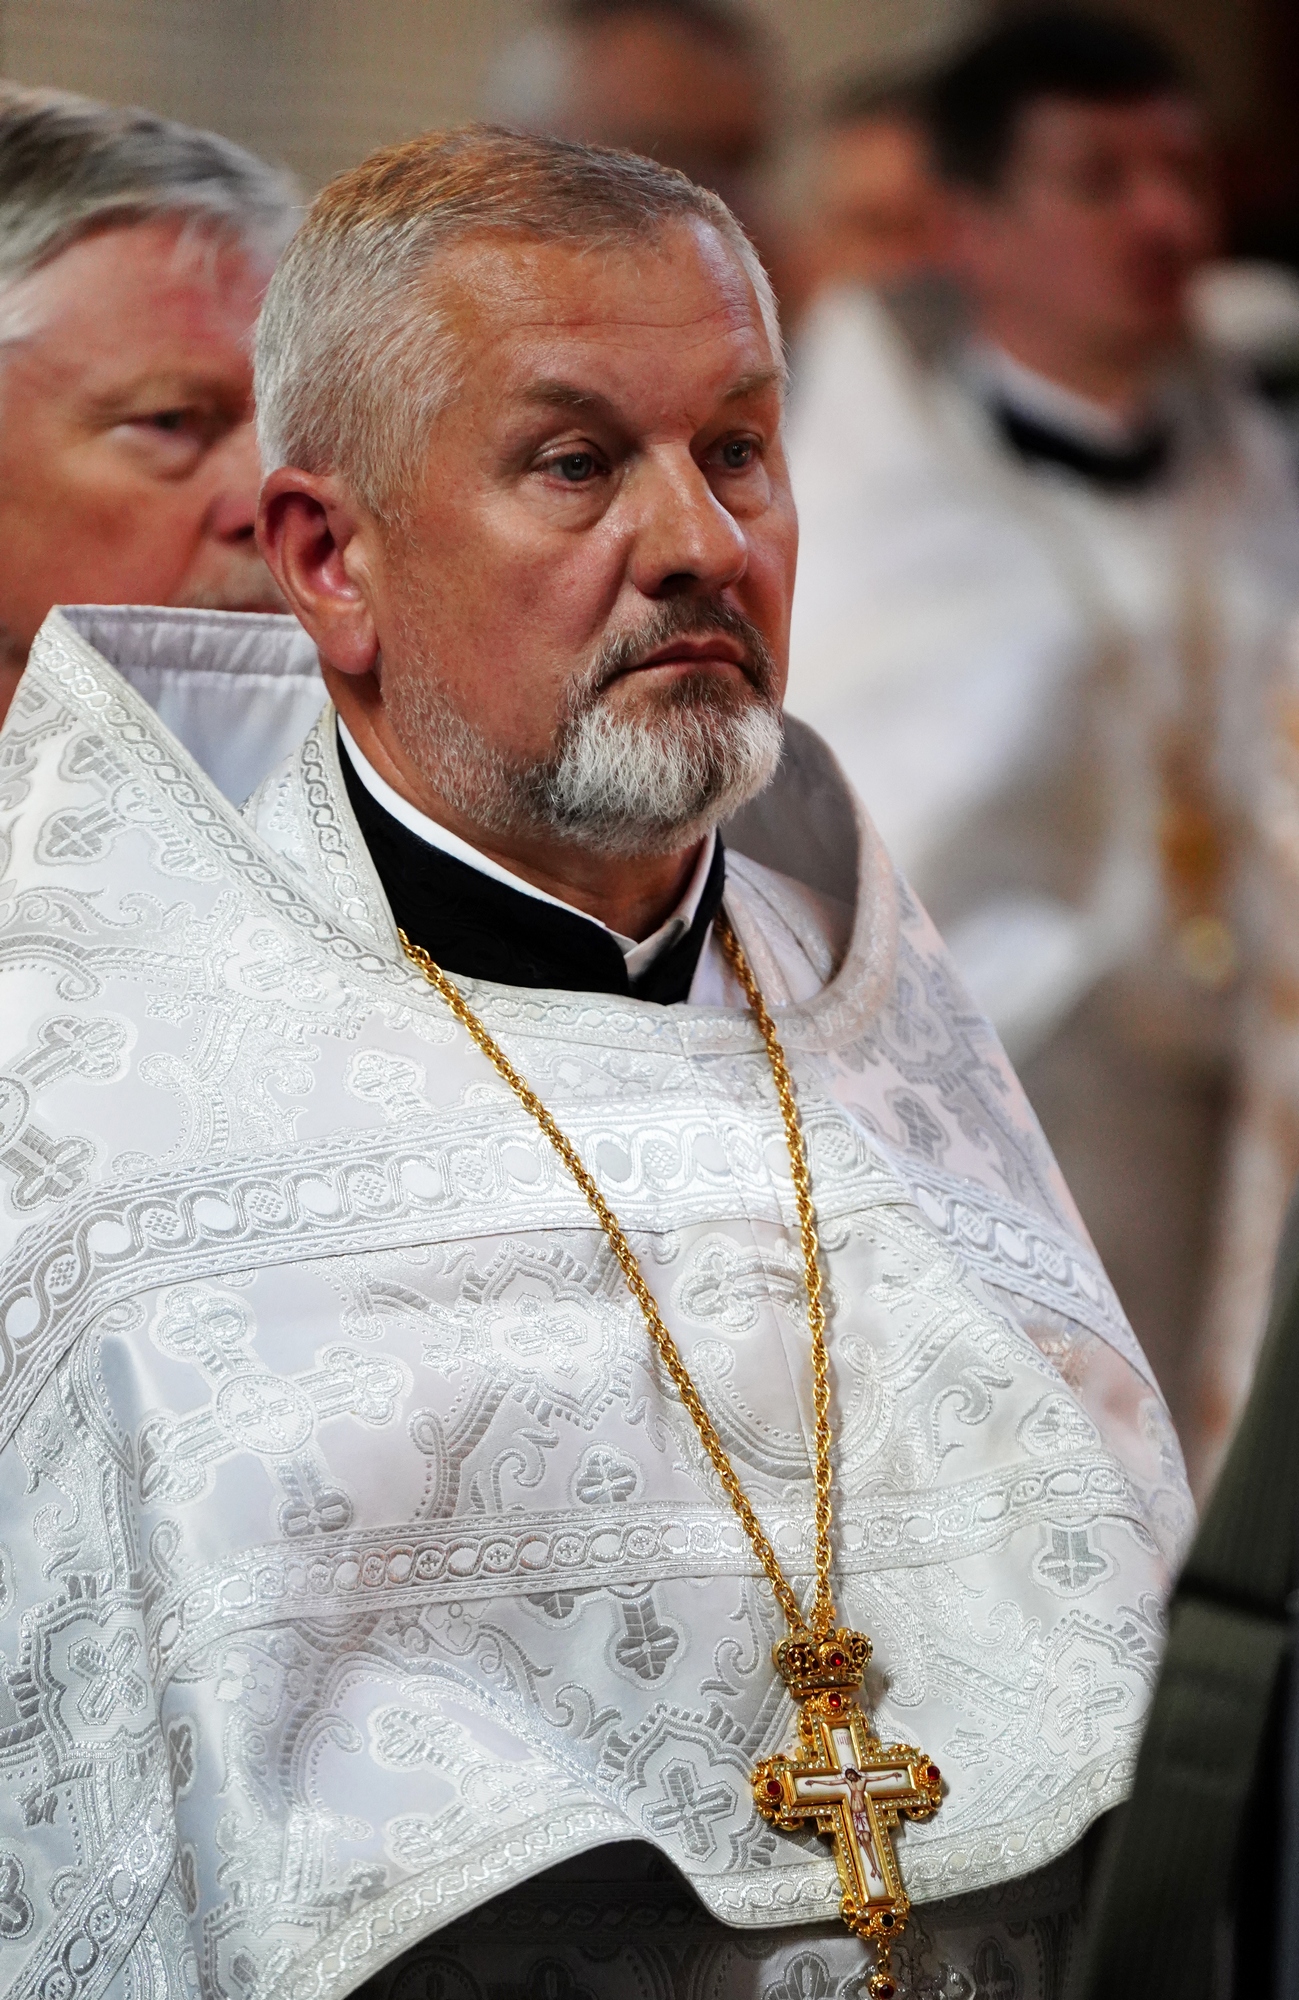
left=257, top=468, right=381, bottom=677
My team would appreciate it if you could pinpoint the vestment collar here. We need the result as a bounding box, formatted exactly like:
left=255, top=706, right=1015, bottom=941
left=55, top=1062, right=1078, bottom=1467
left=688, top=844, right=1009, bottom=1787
left=336, top=724, right=725, bottom=1002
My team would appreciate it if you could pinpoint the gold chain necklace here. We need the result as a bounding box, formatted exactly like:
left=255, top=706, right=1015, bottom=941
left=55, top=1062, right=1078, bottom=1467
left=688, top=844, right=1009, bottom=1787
left=400, top=913, right=941, bottom=1997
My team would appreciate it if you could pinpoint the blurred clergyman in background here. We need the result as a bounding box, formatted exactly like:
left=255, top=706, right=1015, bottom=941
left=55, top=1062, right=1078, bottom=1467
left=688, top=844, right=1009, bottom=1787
left=0, top=85, right=296, bottom=725
left=777, top=71, right=960, bottom=506
left=484, top=0, right=787, bottom=288
left=484, top=0, right=770, bottom=208
left=794, top=72, right=953, bottom=328
left=785, top=10, right=1299, bottom=1490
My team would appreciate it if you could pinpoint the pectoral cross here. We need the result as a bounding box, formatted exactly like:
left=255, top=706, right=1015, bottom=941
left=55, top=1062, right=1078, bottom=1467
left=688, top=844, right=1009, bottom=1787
left=754, top=1629, right=942, bottom=1999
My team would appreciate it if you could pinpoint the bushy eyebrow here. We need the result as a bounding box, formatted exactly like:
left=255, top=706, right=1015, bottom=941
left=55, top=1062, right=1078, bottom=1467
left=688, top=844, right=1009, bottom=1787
left=723, top=368, right=783, bottom=402
left=517, top=366, right=783, bottom=417
left=519, top=379, right=603, bottom=413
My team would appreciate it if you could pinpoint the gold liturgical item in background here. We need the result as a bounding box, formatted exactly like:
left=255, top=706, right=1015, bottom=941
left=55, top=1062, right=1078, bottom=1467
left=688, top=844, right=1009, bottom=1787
left=400, top=911, right=942, bottom=1998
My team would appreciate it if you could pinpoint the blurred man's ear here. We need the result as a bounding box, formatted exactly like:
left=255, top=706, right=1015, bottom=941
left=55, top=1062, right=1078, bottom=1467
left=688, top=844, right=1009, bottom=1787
left=257, top=469, right=380, bottom=678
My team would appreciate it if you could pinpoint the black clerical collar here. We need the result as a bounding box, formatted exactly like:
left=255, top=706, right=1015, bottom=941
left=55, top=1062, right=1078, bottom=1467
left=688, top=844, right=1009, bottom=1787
left=338, top=736, right=725, bottom=1004
left=991, top=400, right=1172, bottom=493
left=968, top=344, right=1174, bottom=493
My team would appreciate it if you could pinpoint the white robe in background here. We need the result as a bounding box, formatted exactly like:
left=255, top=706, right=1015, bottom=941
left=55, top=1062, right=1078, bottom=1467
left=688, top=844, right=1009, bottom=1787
left=786, top=285, right=1299, bottom=1487
left=0, top=607, right=1189, bottom=2000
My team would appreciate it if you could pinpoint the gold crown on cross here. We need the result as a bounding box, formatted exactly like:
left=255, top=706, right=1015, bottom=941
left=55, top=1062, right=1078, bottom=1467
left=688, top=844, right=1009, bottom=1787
left=774, top=1627, right=872, bottom=1700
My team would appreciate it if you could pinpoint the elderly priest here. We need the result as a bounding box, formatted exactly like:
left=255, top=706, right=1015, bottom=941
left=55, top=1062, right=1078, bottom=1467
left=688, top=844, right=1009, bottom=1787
left=0, top=130, right=1187, bottom=2000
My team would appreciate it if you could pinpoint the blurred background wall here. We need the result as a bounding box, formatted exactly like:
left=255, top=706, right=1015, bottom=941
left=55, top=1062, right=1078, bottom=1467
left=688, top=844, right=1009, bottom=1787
left=0, top=0, right=974, bottom=189
left=1, top=0, right=1295, bottom=252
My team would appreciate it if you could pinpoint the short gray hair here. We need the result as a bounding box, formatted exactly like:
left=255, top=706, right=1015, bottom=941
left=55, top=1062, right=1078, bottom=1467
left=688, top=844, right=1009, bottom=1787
left=0, top=82, right=297, bottom=293
left=254, top=123, right=783, bottom=522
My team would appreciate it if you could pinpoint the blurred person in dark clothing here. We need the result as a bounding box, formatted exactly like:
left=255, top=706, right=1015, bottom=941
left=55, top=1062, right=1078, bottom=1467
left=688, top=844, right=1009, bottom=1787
left=0, top=85, right=296, bottom=727
left=785, top=12, right=1299, bottom=1493
left=1070, top=1189, right=1299, bottom=1999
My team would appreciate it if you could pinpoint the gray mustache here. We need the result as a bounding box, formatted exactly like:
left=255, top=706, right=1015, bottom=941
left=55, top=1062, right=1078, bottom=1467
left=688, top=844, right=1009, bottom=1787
left=585, top=600, right=777, bottom=700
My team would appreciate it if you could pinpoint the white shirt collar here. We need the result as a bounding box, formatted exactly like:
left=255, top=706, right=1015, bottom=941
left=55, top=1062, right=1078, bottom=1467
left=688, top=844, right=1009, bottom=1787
left=964, top=339, right=1159, bottom=449
left=338, top=718, right=717, bottom=981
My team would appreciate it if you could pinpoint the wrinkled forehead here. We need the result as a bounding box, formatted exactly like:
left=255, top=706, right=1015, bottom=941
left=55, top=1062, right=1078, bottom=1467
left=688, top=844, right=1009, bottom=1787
left=427, top=218, right=781, bottom=402
left=0, top=213, right=270, bottom=353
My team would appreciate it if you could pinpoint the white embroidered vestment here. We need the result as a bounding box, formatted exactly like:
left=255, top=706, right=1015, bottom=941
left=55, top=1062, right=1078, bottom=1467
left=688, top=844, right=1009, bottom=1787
left=0, top=607, right=1190, bottom=2000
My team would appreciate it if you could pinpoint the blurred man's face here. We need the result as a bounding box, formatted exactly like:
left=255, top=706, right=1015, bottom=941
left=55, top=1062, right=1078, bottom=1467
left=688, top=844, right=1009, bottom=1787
left=262, top=219, right=797, bottom=866
left=810, top=114, right=947, bottom=291
left=0, top=215, right=282, bottom=675
left=952, top=92, right=1218, bottom=388
left=561, top=15, right=769, bottom=219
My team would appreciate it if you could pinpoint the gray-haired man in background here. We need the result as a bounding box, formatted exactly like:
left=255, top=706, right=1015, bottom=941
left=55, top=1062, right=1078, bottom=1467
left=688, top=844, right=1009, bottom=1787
left=0, top=84, right=297, bottom=725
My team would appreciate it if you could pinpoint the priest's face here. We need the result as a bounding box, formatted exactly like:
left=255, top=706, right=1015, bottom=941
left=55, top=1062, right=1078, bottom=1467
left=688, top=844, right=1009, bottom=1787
left=263, top=217, right=796, bottom=865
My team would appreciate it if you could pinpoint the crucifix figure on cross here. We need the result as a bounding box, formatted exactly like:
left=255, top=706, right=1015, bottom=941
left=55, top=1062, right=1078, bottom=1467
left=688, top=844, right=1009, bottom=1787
left=753, top=1628, right=942, bottom=1996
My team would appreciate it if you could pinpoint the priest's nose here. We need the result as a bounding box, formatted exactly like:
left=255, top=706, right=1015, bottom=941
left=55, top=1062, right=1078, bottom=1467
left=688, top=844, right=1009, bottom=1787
left=628, top=451, right=748, bottom=599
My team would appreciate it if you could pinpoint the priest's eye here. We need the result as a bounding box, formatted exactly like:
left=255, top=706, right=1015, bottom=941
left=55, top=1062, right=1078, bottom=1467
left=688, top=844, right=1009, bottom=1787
left=548, top=450, right=601, bottom=483
left=716, top=438, right=757, bottom=471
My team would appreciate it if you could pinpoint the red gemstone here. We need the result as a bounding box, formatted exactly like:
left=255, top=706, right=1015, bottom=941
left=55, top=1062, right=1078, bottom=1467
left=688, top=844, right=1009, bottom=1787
left=765, top=1780, right=783, bottom=1800
left=829, top=1652, right=844, bottom=1669
left=827, top=1692, right=843, bottom=1710
left=873, top=1978, right=897, bottom=1998
left=926, top=1764, right=941, bottom=1783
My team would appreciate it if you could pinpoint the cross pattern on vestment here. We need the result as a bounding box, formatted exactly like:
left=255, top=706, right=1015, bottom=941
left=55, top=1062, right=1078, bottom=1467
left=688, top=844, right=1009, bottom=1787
left=0, top=1016, right=128, bottom=1210
left=138, top=1287, right=405, bottom=1539
left=68, top=1630, right=148, bottom=1725
left=645, top=1759, right=735, bottom=1859
left=754, top=1700, right=941, bottom=1944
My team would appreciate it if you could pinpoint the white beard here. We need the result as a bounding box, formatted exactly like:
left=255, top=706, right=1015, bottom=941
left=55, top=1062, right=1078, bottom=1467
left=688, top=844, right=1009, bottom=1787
left=539, top=692, right=784, bottom=857
left=384, top=654, right=784, bottom=858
